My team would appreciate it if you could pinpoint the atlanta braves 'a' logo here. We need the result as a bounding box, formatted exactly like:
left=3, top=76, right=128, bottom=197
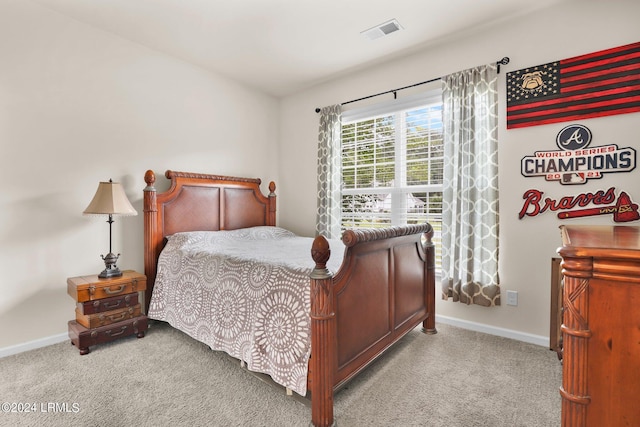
left=556, top=125, right=591, bottom=151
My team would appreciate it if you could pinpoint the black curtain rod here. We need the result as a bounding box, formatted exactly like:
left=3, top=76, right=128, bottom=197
left=315, top=56, right=510, bottom=113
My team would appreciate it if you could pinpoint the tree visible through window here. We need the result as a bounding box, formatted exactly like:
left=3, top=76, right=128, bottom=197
left=340, top=98, right=443, bottom=269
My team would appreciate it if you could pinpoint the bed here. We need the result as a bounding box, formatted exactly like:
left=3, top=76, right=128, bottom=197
left=143, top=169, right=437, bottom=427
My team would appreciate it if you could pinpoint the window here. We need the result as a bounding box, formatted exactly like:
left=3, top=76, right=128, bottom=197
left=340, top=91, right=443, bottom=269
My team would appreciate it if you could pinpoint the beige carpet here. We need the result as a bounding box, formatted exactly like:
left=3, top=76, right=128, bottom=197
left=0, top=321, right=561, bottom=426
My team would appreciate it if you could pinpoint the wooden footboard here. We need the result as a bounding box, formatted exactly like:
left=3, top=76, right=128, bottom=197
left=309, top=224, right=436, bottom=427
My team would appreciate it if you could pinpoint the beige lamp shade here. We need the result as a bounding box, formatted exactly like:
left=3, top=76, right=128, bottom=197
left=83, top=181, right=138, bottom=216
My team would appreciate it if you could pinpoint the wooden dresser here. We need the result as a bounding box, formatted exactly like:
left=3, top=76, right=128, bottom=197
left=67, top=270, right=148, bottom=355
left=557, top=225, right=640, bottom=427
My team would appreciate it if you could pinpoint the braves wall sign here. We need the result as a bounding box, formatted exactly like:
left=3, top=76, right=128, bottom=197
left=521, top=125, right=636, bottom=184
left=519, top=187, right=640, bottom=223
left=518, top=124, right=638, bottom=222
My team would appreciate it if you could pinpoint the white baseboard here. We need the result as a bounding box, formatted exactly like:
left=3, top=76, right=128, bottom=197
left=0, top=317, right=549, bottom=358
left=436, top=315, right=550, bottom=348
left=0, top=333, right=68, bottom=359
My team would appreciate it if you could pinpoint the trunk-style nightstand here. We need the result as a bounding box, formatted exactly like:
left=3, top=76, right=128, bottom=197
left=67, top=270, right=147, bottom=355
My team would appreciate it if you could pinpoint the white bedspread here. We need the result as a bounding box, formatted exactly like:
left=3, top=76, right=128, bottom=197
left=148, top=226, right=344, bottom=396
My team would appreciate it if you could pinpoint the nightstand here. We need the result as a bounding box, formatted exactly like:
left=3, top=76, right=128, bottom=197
left=67, top=270, right=148, bottom=355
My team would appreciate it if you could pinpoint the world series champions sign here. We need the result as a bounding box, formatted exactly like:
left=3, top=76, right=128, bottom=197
left=519, top=125, right=639, bottom=223
left=521, top=124, right=636, bottom=184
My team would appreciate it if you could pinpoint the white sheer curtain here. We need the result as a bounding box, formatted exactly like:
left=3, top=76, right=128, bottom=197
left=441, top=64, right=500, bottom=306
left=316, top=104, right=342, bottom=239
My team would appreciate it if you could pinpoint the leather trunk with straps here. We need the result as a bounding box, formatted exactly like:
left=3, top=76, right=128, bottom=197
left=75, top=304, right=142, bottom=329
left=76, top=292, right=139, bottom=315
left=67, top=270, right=146, bottom=302
left=68, top=317, right=148, bottom=355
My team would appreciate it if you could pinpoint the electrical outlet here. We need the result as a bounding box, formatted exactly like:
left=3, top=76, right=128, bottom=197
left=506, top=290, right=518, bottom=306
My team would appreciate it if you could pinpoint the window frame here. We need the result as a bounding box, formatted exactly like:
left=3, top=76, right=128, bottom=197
left=340, top=89, right=443, bottom=223
left=340, top=89, right=443, bottom=270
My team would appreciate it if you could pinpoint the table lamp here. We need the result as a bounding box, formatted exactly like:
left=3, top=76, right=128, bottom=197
left=83, top=179, right=138, bottom=278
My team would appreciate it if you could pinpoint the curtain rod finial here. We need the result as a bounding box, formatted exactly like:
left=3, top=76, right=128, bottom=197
left=315, top=108, right=321, bottom=113
left=496, top=57, right=510, bottom=74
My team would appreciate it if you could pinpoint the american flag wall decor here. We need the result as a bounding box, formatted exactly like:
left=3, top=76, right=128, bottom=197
left=506, top=41, right=640, bottom=129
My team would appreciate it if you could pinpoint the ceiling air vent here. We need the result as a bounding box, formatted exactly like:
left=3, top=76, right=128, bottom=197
left=361, top=19, right=403, bottom=41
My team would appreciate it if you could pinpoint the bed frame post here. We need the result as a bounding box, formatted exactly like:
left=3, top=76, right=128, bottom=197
left=143, top=170, right=158, bottom=313
left=310, top=235, right=337, bottom=427
left=267, top=181, right=277, bottom=226
left=421, top=230, right=437, bottom=334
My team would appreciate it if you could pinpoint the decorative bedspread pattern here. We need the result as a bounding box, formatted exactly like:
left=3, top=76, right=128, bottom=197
left=148, top=227, right=344, bottom=396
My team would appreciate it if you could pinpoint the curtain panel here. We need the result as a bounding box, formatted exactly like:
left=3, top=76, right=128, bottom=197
left=316, top=104, right=342, bottom=239
left=441, top=64, right=500, bottom=307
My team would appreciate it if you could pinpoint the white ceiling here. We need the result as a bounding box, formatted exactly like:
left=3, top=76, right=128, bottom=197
left=32, top=0, right=569, bottom=97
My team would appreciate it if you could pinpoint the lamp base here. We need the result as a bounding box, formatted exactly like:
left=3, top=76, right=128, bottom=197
left=99, top=252, right=123, bottom=278
left=99, top=266, right=123, bottom=278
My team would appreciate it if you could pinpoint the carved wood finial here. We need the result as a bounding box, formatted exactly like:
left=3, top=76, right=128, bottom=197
left=144, top=170, right=156, bottom=191
left=311, top=235, right=331, bottom=270
left=268, top=181, right=276, bottom=195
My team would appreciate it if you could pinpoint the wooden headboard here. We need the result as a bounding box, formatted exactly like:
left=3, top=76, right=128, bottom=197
left=143, top=170, right=277, bottom=311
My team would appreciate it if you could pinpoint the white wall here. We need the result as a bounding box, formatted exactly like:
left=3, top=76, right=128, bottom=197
left=278, top=0, right=640, bottom=341
left=0, top=1, right=279, bottom=349
left=2, top=0, right=639, bottom=353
